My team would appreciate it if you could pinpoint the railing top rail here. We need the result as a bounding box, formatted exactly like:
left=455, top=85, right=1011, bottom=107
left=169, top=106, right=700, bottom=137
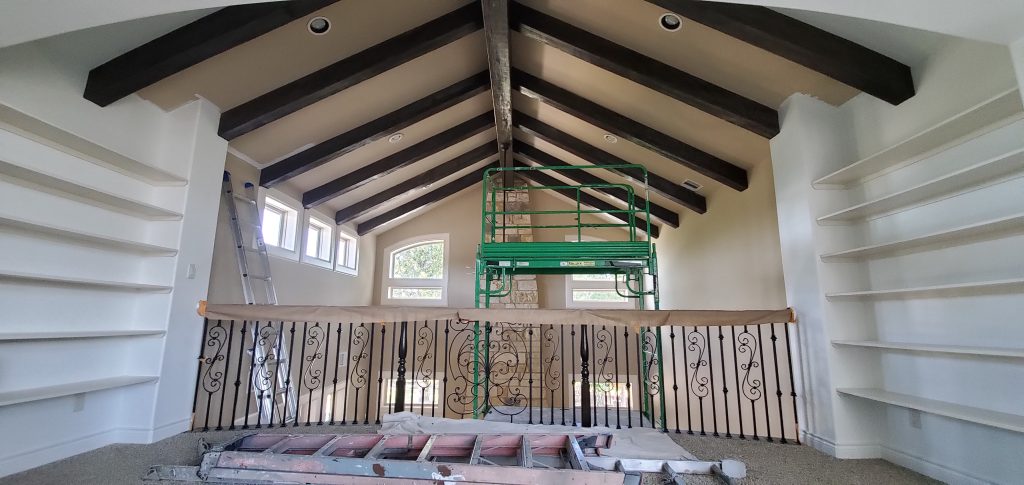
left=198, top=301, right=794, bottom=328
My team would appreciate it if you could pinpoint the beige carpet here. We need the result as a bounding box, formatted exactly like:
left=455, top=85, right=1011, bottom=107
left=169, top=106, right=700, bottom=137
left=2, top=425, right=938, bottom=484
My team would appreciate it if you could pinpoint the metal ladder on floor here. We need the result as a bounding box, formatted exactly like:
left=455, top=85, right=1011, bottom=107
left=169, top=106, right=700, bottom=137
left=221, top=171, right=297, bottom=425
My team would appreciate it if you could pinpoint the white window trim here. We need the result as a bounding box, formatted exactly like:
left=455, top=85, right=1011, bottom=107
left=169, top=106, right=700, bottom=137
left=381, top=233, right=449, bottom=307
left=335, top=226, right=359, bottom=276
left=258, top=188, right=301, bottom=261
left=301, top=211, right=334, bottom=269
left=564, top=235, right=635, bottom=309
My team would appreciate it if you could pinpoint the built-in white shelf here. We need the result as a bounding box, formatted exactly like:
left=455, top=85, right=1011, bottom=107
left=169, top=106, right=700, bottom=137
left=0, top=105, right=186, bottom=186
left=0, top=214, right=179, bottom=256
left=0, top=330, right=165, bottom=342
left=832, top=340, right=1024, bottom=359
left=820, top=213, right=1024, bottom=261
left=837, top=388, right=1024, bottom=433
left=814, top=89, right=1024, bottom=188
left=0, top=375, right=159, bottom=407
left=0, top=159, right=183, bottom=221
left=826, top=278, right=1024, bottom=300
left=0, top=269, right=173, bottom=293
left=817, top=148, right=1024, bottom=224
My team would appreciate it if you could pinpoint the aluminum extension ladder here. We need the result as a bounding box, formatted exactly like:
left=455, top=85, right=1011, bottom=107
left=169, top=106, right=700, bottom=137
left=221, top=171, right=296, bottom=425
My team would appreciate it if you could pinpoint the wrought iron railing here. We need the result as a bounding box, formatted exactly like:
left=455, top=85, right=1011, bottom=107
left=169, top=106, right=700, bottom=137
left=192, top=311, right=799, bottom=443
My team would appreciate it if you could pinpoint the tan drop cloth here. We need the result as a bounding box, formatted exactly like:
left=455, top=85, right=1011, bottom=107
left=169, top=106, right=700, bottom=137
left=201, top=303, right=794, bottom=329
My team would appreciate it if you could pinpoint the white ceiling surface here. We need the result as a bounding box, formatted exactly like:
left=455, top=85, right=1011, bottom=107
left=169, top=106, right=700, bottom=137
left=2, top=0, right=1024, bottom=50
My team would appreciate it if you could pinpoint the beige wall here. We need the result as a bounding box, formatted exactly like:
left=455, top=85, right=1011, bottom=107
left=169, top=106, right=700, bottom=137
left=207, top=155, right=377, bottom=305
left=374, top=167, right=786, bottom=311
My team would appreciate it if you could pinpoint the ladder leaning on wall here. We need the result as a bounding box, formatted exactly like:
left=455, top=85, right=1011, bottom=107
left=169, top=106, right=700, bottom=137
left=221, top=171, right=297, bottom=425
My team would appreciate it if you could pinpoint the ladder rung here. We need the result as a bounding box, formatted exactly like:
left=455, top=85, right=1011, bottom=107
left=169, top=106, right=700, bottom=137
left=249, top=275, right=271, bottom=281
left=233, top=194, right=257, bottom=205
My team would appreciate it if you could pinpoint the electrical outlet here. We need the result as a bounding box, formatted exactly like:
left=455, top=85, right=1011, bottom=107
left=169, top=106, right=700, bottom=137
left=187, top=264, right=197, bottom=279
left=337, top=352, right=347, bottom=366
left=909, top=409, right=922, bottom=429
left=72, top=393, right=86, bottom=412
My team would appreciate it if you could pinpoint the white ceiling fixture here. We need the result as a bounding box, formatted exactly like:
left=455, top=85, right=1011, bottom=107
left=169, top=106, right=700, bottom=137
left=603, top=133, right=619, bottom=143
left=659, top=13, right=682, bottom=32
left=307, top=17, right=331, bottom=35
left=387, top=133, right=404, bottom=143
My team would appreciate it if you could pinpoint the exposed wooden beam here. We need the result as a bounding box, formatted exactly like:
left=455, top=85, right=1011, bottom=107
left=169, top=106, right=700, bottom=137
left=513, top=160, right=660, bottom=238
left=509, top=2, right=778, bottom=138
left=513, top=112, right=706, bottom=214
left=335, top=142, right=495, bottom=224
left=84, top=0, right=338, bottom=107
left=357, top=163, right=497, bottom=235
left=303, top=112, right=494, bottom=208
left=481, top=0, right=513, bottom=170
left=645, top=0, right=915, bottom=105
left=514, top=143, right=680, bottom=227
left=219, top=3, right=483, bottom=140
left=512, top=68, right=747, bottom=191
left=260, top=71, right=490, bottom=187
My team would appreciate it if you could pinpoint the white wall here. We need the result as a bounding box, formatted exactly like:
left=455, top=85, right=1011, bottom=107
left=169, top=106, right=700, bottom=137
left=206, top=156, right=377, bottom=306
left=772, top=36, right=1024, bottom=484
left=0, top=38, right=226, bottom=476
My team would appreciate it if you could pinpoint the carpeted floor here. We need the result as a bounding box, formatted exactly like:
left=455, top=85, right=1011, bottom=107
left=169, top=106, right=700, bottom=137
left=1, top=425, right=938, bottom=484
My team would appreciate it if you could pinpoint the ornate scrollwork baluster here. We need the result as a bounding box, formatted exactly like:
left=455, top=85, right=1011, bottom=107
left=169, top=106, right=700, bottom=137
left=687, top=327, right=710, bottom=435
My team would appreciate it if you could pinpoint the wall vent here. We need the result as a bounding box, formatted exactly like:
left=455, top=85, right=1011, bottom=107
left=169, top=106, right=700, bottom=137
left=682, top=179, right=702, bottom=191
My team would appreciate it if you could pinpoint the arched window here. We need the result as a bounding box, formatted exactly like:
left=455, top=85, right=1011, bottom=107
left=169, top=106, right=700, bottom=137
left=382, top=234, right=449, bottom=306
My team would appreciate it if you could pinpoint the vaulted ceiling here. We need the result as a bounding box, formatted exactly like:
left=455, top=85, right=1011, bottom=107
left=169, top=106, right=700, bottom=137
left=83, top=0, right=915, bottom=236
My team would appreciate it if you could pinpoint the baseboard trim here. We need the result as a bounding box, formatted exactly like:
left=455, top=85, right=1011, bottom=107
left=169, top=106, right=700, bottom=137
left=881, top=445, right=991, bottom=485
left=802, top=431, right=881, bottom=459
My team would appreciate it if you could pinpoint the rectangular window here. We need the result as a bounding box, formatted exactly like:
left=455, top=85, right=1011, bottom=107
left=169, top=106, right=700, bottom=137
left=571, top=289, right=627, bottom=303
left=388, top=287, right=443, bottom=300
left=336, top=232, right=358, bottom=274
left=385, top=379, right=439, bottom=406
left=262, top=196, right=297, bottom=251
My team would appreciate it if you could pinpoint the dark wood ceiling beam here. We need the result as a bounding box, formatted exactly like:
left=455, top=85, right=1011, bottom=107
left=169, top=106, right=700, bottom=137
left=645, top=0, right=915, bottom=105
left=512, top=160, right=660, bottom=238
left=219, top=2, right=484, bottom=140
left=357, top=163, right=498, bottom=235
left=481, top=0, right=513, bottom=170
left=335, top=142, right=495, bottom=224
left=303, top=112, right=494, bottom=208
left=512, top=68, right=747, bottom=191
left=514, top=143, right=679, bottom=227
left=514, top=112, right=706, bottom=214
left=84, top=0, right=339, bottom=106
left=509, top=2, right=778, bottom=138
left=260, top=71, right=490, bottom=187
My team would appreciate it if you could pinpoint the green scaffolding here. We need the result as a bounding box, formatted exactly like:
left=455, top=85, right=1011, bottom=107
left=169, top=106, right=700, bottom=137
left=471, top=164, right=665, bottom=427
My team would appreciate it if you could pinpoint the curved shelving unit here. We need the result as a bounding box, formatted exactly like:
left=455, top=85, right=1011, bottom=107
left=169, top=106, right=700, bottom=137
left=0, top=269, right=173, bottom=293
left=838, top=388, right=1024, bottom=433
left=820, top=213, right=1024, bottom=262
left=817, top=148, right=1024, bottom=224
left=0, top=330, right=165, bottom=342
left=826, top=278, right=1024, bottom=300
left=814, top=89, right=1024, bottom=189
left=0, top=214, right=178, bottom=256
left=0, top=375, right=159, bottom=407
left=0, top=105, right=186, bottom=186
left=832, top=340, right=1024, bottom=359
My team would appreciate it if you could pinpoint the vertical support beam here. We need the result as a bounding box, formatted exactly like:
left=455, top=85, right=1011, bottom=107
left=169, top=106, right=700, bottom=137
left=481, top=0, right=512, bottom=168
left=580, top=324, right=592, bottom=427
left=394, top=321, right=409, bottom=413
left=520, top=435, right=533, bottom=468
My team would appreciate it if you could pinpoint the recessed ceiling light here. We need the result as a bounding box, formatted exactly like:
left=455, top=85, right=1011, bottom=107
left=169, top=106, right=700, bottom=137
left=387, top=133, right=404, bottom=143
left=659, top=13, right=682, bottom=32
left=603, top=133, right=618, bottom=143
left=307, top=17, right=331, bottom=35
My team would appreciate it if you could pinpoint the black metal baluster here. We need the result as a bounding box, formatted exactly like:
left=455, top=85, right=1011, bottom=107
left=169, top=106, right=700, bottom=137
left=268, top=321, right=284, bottom=428
left=706, top=326, right=718, bottom=436
left=770, top=323, right=785, bottom=443
left=613, top=327, right=621, bottom=429
left=580, top=324, right=591, bottom=428
left=192, top=318, right=209, bottom=429
left=394, top=321, right=408, bottom=413
left=243, top=321, right=259, bottom=429
left=230, top=321, right=247, bottom=430
left=731, top=326, right=745, bottom=439
left=364, top=322, right=376, bottom=424
left=341, top=322, right=353, bottom=425
left=442, top=320, right=450, bottom=419
left=329, top=323, right=342, bottom=425
left=691, top=327, right=707, bottom=436
left=410, top=321, right=417, bottom=414
left=624, top=326, right=632, bottom=428
left=670, top=325, right=680, bottom=433
left=757, top=324, right=771, bottom=441
left=719, top=326, right=731, bottom=438
left=528, top=325, right=534, bottom=424
left=560, top=325, right=566, bottom=425
left=432, top=320, right=440, bottom=417
left=591, top=325, right=598, bottom=426
left=682, top=326, right=692, bottom=434
left=571, top=325, right=577, bottom=426
left=388, top=322, right=398, bottom=414
left=318, top=323, right=331, bottom=425
left=282, top=322, right=297, bottom=427
left=199, top=319, right=218, bottom=432
left=539, top=325, right=544, bottom=425
left=375, top=323, right=387, bottom=424
left=635, top=329, right=644, bottom=427
left=216, top=320, right=235, bottom=431
left=295, top=322, right=308, bottom=427
left=783, top=322, right=800, bottom=444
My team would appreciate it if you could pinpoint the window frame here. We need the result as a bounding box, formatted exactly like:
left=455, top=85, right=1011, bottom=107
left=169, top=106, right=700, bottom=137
left=301, top=212, right=334, bottom=268
left=335, top=228, right=359, bottom=275
left=564, top=235, right=635, bottom=309
left=259, top=190, right=300, bottom=260
left=381, top=234, right=449, bottom=307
